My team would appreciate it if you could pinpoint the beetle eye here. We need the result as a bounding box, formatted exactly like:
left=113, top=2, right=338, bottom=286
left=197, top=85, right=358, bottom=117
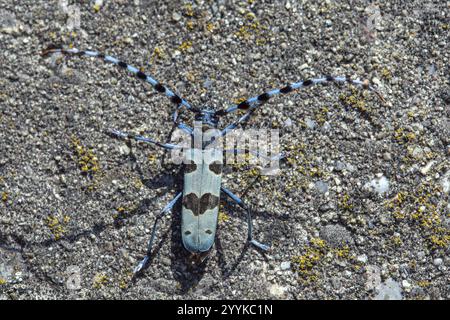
left=184, top=230, right=191, bottom=235
left=205, top=229, right=213, bottom=234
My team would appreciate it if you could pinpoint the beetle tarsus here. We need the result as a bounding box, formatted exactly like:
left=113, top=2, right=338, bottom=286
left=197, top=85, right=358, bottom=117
left=133, top=256, right=149, bottom=275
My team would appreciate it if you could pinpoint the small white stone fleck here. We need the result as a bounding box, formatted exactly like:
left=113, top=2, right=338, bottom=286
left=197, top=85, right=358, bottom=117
left=433, top=258, right=443, bottom=266
left=269, top=283, right=287, bottom=298
left=441, top=171, right=450, bottom=193
left=420, top=161, right=435, bottom=175
left=305, top=118, right=318, bottom=129
left=280, top=261, right=291, bottom=270
left=356, top=254, right=368, bottom=264
left=367, top=176, right=390, bottom=195
left=172, top=12, right=181, bottom=21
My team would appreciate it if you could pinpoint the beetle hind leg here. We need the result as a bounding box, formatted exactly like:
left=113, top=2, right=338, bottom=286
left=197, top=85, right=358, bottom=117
left=221, top=187, right=270, bottom=251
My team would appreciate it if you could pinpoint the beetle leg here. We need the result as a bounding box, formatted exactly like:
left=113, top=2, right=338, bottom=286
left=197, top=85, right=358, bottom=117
left=134, top=192, right=183, bottom=275
left=109, top=129, right=182, bottom=150
left=221, top=187, right=270, bottom=251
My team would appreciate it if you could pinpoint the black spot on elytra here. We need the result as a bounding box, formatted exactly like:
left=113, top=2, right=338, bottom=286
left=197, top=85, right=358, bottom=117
left=208, top=161, right=222, bottom=175
left=97, top=53, right=105, bottom=59
left=280, top=86, right=293, bottom=94
left=182, top=193, right=220, bottom=216
left=303, top=79, right=313, bottom=86
left=184, top=160, right=197, bottom=174
left=346, top=75, right=352, bottom=82
left=118, top=61, right=128, bottom=68
left=326, top=76, right=334, bottom=82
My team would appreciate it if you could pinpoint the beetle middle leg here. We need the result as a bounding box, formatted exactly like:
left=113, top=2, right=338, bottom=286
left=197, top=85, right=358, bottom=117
left=134, top=191, right=183, bottom=275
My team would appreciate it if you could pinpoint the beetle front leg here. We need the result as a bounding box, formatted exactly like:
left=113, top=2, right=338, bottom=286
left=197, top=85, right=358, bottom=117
left=109, top=129, right=182, bottom=150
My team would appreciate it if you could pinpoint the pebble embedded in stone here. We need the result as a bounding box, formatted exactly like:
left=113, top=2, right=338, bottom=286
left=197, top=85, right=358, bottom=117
left=367, top=176, right=390, bottom=195
left=280, top=261, right=291, bottom=270
left=374, top=278, right=403, bottom=300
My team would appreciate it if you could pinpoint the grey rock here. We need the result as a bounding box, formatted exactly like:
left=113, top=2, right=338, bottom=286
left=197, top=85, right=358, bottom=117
left=315, top=180, right=329, bottom=194
left=280, top=261, right=291, bottom=271
left=374, top=279, right=403, bottom=300
left=319, top=224, right=354, bottom=247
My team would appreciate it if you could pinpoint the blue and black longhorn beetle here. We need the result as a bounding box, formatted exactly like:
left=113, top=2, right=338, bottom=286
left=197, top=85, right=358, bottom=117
left=42, top=46, right=383, bottom=275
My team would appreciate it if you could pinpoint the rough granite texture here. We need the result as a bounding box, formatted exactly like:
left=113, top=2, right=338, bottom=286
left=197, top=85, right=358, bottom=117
left=0, top=0, right=449, bottom=299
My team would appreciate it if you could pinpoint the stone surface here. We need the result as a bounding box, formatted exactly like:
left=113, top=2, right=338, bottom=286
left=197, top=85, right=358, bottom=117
left=0, top=0, right=448, bottom=300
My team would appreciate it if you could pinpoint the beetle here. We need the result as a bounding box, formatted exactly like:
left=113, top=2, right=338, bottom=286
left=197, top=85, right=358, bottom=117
left=41, top=46, right=383, bottom=274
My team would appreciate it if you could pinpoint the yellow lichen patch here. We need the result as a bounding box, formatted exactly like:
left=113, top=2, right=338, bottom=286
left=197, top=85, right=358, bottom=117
left=133, top=178, right=144, bottom=190
left=339, top=193, right=354, bottom=211
left=245, top=12, right=256, bottom=21
left=93, top=3, right=101, bottom=13
left=234, top=16, right=270, bottom=46
left=314, top=106, right=330, bottom=126
left=93, top=273, right=109, bottom=289
left=339, top=88, right=368, bottom=114
left=385, top=181, right=449, bottom=249
left=0, top=277, right=6, bottom=285
left=218, top=210, right=230, bottom=224
left=184, top=3, right=194, bottom=17
left=117, top=271, right=133, bottom=290
left=429, top=233, right=450, bottom=249
left=391, top=236, right=403, bottom=246
left=151, top=47, right=165, bottom=63
left=71, top=136, right=100, bottom=176
left=381, top=67, right=393, bottom=80
left=417, top=280, right=431, bottom=288
left=309, top=166, right=326, bottom=178
left=333, top=245, right=350, bottom=258
left=233, top=97, right=247, bottom=105
left=119, top=279, right=128, bottom=290
left=206, top=22, right=215, bottom=32
left=116, top=206, right=126, bottom=213
left=310, top=237, right=326, bottom=249
left=186, top=71, right=197, bottom=83
left=291, top=238, right=327, bottom=282
left=148, top=154, right=158, bottom=163
left=186, top=20, right=195, bottom=30
left=1, top=191, right=8, bottom=202
left=178, top=41, right=193, bottom=53
left=393, top=127, right=416, bottom=144
left=46, top=214, right=68, bottom=241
